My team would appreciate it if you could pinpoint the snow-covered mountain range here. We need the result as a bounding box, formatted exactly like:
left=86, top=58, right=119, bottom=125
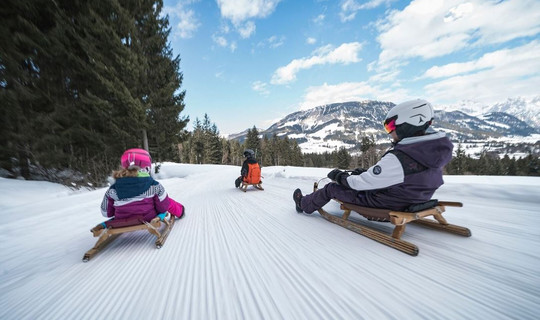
left=439, top=96, right=540, bottom=128
left=232, top=97, right=540, bottom=157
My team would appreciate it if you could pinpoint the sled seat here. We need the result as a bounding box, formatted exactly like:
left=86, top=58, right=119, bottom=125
left=84, top=212, right=175, bottom=262
left=239, top=181, right=264, bottom=192
left=90, top=215, right=161, bottom=236
left=337, top=200, right=469, bottom=240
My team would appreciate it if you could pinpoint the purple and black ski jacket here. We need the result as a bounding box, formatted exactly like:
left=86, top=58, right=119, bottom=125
left=345, top=131, right=454, bottom=210
left=100, top=173, right=171, bottom=222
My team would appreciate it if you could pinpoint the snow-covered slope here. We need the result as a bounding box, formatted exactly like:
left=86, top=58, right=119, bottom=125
left=1, top=163, right=539, bottom=319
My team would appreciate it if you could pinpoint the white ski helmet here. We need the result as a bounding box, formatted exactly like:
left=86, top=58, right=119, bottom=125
left=384, top=99, right=434, bottom=139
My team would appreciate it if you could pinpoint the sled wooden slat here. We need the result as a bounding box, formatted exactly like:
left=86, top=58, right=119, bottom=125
left=155, top=217, right=175, bottom=249
left=437, top=201, right=463, bottom=207
left=410, top=218, right=471, bottom=237
left=83, top=233, right=121, bottom=262
left=316, top=206, right=419, bottom=256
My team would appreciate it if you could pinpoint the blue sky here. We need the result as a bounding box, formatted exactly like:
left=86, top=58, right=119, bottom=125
left=162, top=0, right=540, bottom=135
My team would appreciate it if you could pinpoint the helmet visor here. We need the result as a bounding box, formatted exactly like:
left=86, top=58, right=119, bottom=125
left=384, top=116, right=397, bottom=134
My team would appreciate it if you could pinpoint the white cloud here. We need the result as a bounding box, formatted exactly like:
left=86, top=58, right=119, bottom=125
left=368, top=69, right=402, bottom=83
left=217, top=0, right=282, bottom=38
left=306, top=37, right=317, bottom=45
left=237, top=21, right=256, bottom=38
left=212, top=34, right=237, bottom=52
left=443, top=2, right=474, bottom=22
left=163, top=2, right=201, bottom=39
left=176, top=9, right=200, bottom=38
left=422, top=46, right=522, bottom=79
left=271, top=42, right=363, bottom=85
left=340, top=0, right=396, bottom=22
left=213, top=35, right=228, bottom=47
left=298, top=82, right=409, bottom=110
left=313, top=14, right=325, bottom=24
left=217, top=0, right=282, bottom=23
left=423, top=40, right=540, bottom=104
left=374, top=0, right=540, bottom=71
left=252, top=81, right=270, bottom=96
left=268, top=35, right=285, bottom=48
left=220, top=23, right=231, bottom=34
left=258, top=35, right=285, bottom=49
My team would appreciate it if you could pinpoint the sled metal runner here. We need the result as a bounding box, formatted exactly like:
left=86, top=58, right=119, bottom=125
left=239, top=181, right=264, bottom=192
left=313, top=182, right=471, bottom=256
left=83, top=213, right=175, bottom=262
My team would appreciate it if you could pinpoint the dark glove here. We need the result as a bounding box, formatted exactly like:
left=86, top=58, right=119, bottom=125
left=335, top=171, right=350, bottom=188
left=327, top=169, right=343, bottom=181
left=351, top=167, right=367, bottom=175
left=235, top=177, right=242, bottom=188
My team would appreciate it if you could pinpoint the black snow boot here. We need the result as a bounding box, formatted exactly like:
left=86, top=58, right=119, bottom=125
left=293, top=188, right=305, bottom=213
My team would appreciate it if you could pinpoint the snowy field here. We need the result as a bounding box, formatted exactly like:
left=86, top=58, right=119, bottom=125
left=1, top=163, right=539, bottom=320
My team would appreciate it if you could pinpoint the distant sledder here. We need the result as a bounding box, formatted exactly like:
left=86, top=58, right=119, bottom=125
left=293, top=99, right=471, bottom=256
left=235, top=149, right=264, bottom=192
left=83, top=148, right=185, bottom=262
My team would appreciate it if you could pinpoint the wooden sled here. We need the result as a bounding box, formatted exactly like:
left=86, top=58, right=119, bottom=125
left=239, top=181, right=264, bottom=192
left=313, top=182, right=471, bottom=256
left=83, top=212, right=175, bottom=262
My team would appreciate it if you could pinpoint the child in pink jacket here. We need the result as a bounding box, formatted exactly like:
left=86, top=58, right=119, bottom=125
left=99, top=148, right=184, bottom=228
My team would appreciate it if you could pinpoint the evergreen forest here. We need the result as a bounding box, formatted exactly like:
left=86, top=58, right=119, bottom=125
left=1, top=0, right=188, bottom=186
left=180, top=116, right=304, bottom=168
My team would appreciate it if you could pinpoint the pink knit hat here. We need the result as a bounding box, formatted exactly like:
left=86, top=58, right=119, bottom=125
left=120, top=148, right=152, bottom=169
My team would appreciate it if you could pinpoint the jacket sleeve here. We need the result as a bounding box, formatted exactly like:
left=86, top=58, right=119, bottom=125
left=152, top=182, right=171, bottom=213
left=100, top=189, right=115, bottom=218
left=241, top=161, right=249, bottom=177
left=345, top=153, right=404, bottom=191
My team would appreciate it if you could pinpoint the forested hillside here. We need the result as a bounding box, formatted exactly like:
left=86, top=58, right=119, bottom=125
left=180, top=117, right=304, bottom=167
left=0, top=0, right=188, bottom=186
